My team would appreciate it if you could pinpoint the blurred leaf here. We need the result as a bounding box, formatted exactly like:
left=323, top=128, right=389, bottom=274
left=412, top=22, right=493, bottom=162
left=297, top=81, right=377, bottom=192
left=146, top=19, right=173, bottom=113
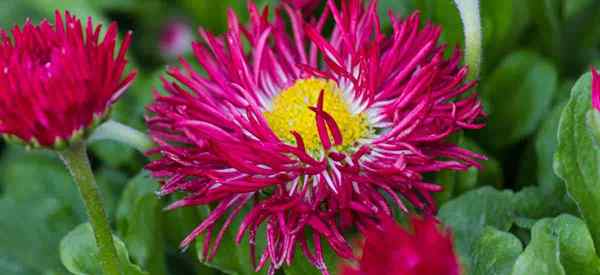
left=555, top=72, right=600, bottom=249
left=0, top=197, right=76, bottom=274
left=479, top=51, right=558, bottom=148
left=462, top=137, right=504, bottom=188
left=96, top=167, right=130, bottom=218
left=24, top=0, right=108, bottom=24
left=378, top=0, right=414, bottom=29
left=512, top=215, right=600, bottom=275
left=415, top=0, right=529, bottom=65
left=0, top=1, right=43, bottom=28
left=535, top=102, right=566, bottom=189
left=116, top=171, right=167, bottom=275
left=438, top=186, right=516, bottom=273
left=0, top=146, right=85, bottom=219
left=562, top=0, right=595, bottom=20
left=60, top=223, right=148, bottom=275
left=178, top=0, right=248, bottom=34
left=472, top=227, right=523, bottom=275
left=87, top=0, right=136, bottom=11
left=527, top=0, right=562, bottom=58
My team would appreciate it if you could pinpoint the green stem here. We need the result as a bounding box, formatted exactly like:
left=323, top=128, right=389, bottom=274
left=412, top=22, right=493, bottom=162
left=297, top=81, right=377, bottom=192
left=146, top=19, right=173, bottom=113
left=454, top=0, right=482, bottom=81
left=88, top=120, right=154, bottom=153
left=59, top=142, right=121, bottom=275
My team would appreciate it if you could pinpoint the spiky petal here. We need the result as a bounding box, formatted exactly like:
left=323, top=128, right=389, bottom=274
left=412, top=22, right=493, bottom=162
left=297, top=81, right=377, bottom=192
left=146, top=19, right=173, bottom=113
left=0, top=11, right=136, bottom=148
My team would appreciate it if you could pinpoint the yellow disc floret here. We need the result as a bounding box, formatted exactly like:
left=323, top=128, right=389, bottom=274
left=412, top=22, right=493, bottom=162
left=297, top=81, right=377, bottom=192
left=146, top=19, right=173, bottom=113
left=264, top=78, right=370, bottom=152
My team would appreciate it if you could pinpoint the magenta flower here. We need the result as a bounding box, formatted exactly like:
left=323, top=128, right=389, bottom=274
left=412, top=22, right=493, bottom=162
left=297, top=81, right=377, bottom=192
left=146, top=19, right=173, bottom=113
left=0, top=11, right=136, bottom=148
left=340, top=215, right=461, bottom=275
left=592, top=67, right=600, bottom=112
left=146, top=0, right=484, bottom=274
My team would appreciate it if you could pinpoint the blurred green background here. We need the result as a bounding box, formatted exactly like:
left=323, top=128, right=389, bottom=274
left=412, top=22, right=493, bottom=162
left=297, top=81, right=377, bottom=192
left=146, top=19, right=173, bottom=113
left=0, top=0, right=599, bottom=275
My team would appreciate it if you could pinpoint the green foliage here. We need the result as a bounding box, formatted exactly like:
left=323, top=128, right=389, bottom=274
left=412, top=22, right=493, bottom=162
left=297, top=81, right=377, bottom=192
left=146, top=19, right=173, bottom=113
left=471, top=227, right=523, bottom=275
left=116, top=171, right=167, bottom=275
left=555, top=73, right=600, bottom=249
left=479, top=51, right=558, bottom=149
left=59, top=223, right=148, bottom=275
left=438, top=187, right=516, bottom=272
left=512, top=215, right=600, bottom=275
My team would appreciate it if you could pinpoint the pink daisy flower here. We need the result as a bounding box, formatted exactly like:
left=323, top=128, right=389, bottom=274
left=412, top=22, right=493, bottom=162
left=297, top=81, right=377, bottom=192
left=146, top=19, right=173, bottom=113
left=146, top=0, right=484, bottom=274
left=0, top=11, right=136, bottom=148
left=340, top=215, right=461, bottom=275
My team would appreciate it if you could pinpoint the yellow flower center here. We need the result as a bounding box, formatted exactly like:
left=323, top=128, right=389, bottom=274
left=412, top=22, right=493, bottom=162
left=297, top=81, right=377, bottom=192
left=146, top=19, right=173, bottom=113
left=264, top=78, right=370, bottom=152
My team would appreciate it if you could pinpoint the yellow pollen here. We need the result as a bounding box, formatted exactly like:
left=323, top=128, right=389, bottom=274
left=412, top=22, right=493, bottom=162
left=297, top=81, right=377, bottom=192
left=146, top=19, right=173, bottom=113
left=264, top=78, right=370, bottom=152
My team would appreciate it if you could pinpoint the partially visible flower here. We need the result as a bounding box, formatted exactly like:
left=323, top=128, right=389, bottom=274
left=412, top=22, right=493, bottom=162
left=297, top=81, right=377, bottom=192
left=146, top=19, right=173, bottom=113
left=159, top=20, right=194, bottom=59
left=147, top=0, right=484, bottom=274
left=0, top=11, right=136, bottom=149
left=341, top=215, right=461, bottom=275
left=592, top=67, right=600, bottom=112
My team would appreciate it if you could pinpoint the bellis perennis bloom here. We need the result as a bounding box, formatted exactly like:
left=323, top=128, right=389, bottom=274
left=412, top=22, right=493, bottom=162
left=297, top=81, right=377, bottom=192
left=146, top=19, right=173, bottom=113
left=340, top=215, right=461, bottom=275
left=146, top=0, right=484, bottom=274
left=0, top=11, right=136, bottom=149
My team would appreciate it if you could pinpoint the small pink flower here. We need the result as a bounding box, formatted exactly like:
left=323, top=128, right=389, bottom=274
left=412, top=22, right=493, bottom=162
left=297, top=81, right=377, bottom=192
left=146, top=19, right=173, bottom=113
left=146, top=0, right=484, bottom=274
left=592, top=67, right=600, bottom=112
left=341, top=215, right=461, bottom=275
left=159, top=20, right=194, bottom=58
left=0, top=11, right=136, bottom=148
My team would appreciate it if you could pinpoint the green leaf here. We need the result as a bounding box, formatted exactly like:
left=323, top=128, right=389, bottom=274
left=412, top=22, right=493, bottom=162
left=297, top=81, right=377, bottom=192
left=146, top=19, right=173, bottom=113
left=512, top=215, right=600, bottom=275
left=479, top=51, right=558, bottom=148
left=438, top=186, right=516, bottom=273
left=116, top=171, right=167, bottom=275
left=512, top=220, right=566, bottom=275
left=555, top=72, right=600, bottom=249
left=60, top=223, right=148, bottom=275
left=472, top=227, right=523, bottom=275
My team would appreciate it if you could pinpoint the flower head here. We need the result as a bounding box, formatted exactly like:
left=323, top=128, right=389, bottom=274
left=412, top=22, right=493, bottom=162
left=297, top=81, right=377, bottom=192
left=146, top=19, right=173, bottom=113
left=146, top=0, right=484, bottom=274
left=592, top=67, right=600, bottom=112
left=159, top=20, right=194, bottom=59
left=0, top=11, right=136, bottom=149
left=340, top=215, right=461, bottom=275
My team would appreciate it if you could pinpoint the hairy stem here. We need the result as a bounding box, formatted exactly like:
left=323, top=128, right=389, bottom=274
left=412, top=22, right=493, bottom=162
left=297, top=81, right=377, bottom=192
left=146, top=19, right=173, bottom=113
left=59, top=141, right=122, bottom=275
